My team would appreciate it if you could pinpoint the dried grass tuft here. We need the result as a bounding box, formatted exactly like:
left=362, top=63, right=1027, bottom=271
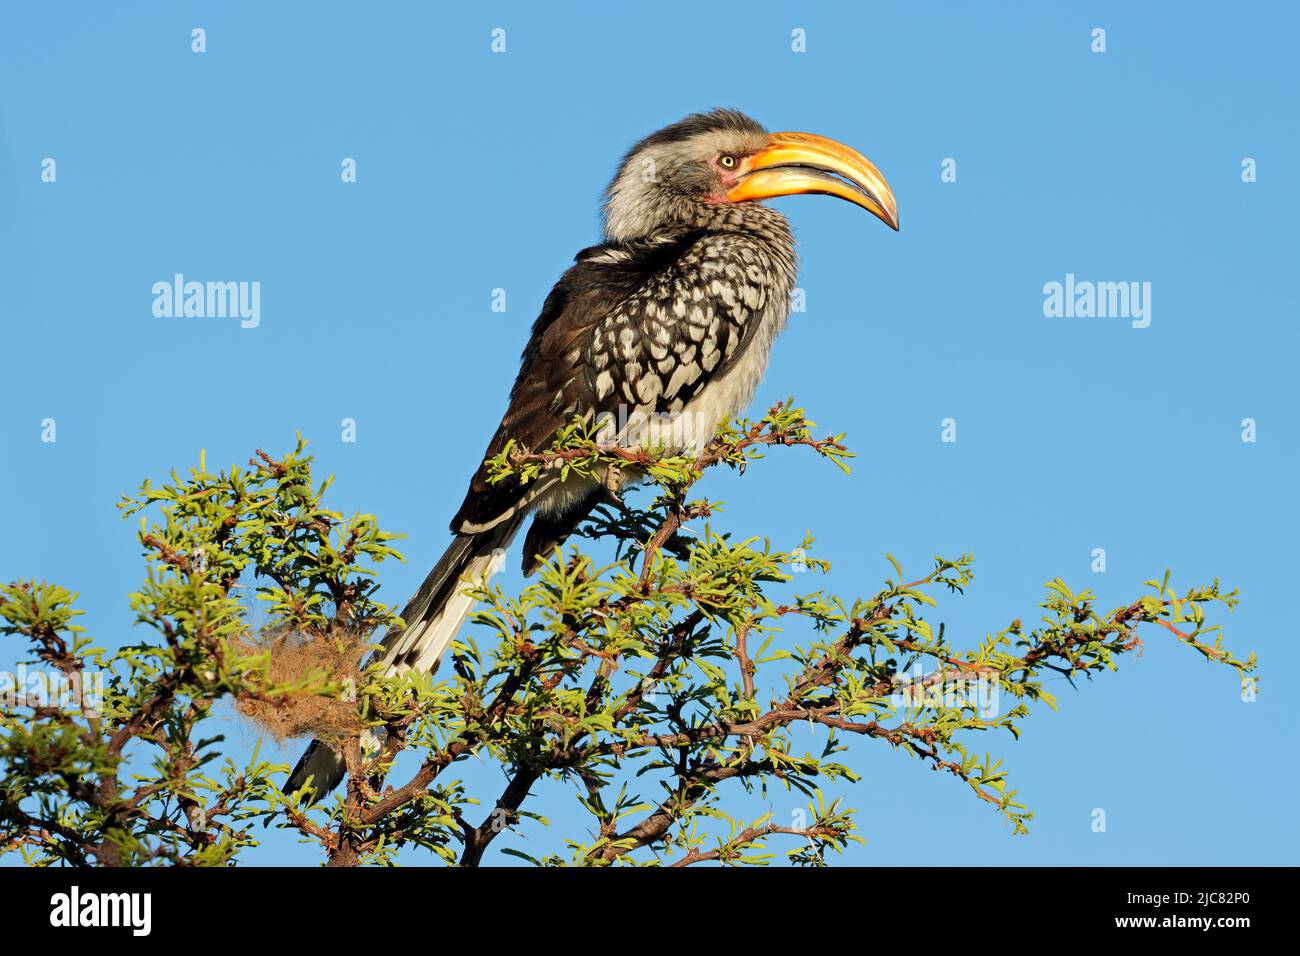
left=234, top=627, right=372, bottom=742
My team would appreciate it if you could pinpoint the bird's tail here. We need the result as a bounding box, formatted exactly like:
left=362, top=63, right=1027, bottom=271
left=285, top=514, right=524, bottom=799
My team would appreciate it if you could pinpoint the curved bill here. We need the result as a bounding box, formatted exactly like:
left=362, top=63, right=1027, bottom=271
left=726, top=131, right=899, bottom=231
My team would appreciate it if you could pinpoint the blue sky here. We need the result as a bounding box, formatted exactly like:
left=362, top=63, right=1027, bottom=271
left=1, top=1, right=1295, bottom=865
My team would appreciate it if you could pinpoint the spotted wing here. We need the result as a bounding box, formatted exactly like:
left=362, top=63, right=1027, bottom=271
left=451, top=228, right=775, bottom=533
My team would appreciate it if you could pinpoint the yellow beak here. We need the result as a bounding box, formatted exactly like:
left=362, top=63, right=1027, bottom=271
left=725, top=131, right=899, bottom=231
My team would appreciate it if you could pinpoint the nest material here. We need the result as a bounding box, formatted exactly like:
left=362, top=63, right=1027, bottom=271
left=234, top=627, right=371, bottom=742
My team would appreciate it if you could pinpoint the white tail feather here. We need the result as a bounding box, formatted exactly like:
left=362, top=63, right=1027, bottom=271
left=285, top=523, right=519, bottom=799
left=383, top=546, right=509, bottom=675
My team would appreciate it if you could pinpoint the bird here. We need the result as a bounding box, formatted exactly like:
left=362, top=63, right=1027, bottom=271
left=287, top=108, right=898, bottom=797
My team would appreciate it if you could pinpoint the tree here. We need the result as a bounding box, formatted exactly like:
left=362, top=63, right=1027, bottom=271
left=0, top=403, right=1255, bottom=866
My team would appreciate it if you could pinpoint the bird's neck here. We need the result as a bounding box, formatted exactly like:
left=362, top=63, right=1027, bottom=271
left=696, top=201, right=794, bottom=245
left=606, top=201, right=795, bottom=256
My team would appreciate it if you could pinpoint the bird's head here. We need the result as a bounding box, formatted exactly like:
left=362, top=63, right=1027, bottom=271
left=603, top=108, right=898, bottom=242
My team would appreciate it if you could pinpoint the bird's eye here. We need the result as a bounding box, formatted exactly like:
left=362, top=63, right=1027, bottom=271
left=718, top=155, right=737, bottom=169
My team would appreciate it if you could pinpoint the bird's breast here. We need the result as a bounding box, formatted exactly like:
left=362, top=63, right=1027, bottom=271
left=582, top=224, right=797, bottom=457
left=677, top=290, right=791, bottom=453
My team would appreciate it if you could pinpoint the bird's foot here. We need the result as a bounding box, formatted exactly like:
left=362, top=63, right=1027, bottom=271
left=603, top=462, right=626, bottom=509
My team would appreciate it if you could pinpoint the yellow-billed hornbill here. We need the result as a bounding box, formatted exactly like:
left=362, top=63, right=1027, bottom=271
left=288, top=108, right=897, bottom=796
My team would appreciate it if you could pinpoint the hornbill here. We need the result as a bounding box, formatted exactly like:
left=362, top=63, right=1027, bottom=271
left=287, top=108, right=897, bottom=797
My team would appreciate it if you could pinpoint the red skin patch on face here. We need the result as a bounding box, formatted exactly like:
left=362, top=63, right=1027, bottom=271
left=706, top=156, right=742, bottom=203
